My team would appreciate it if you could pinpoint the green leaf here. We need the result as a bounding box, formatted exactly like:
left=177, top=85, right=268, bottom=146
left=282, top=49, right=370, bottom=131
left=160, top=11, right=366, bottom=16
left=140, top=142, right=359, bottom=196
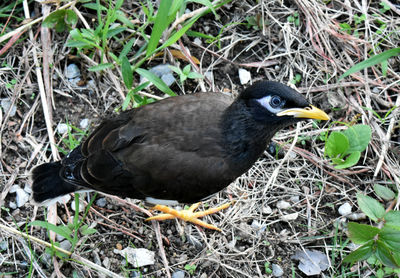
left=347, top=222, right=380, bottom=244
left=357, top=194, right=386, bottom=222
left=183, top=64, right=191, bottom=75
left=43, top=10, right=78, bottom=33
left=384, top=211, right=400, bottom=230
left=106, top=26, right=126, bottom=38
left=334, top=151, right=361, bottom=169
left=374, top=184, right=396, bottom=201
left=380, top=226, right=400, bottom=251
left=121, top=56, right=133, bottom=89
left=325, top=132, right=349, bottom=158
left=339, top=48, right=400, bottom=80
left=146, top=0, right=173, bottom=56
left=376, top=240, right=400, bottom=268
left=342, top=125, right=372, bottom=153
left=122, top=82, right=150, bottom=111
left=119, top=38, right=136, bottom=60
left=82, top=3, right=108, bottom=11
left=79, top=224, right=97, bottom=236
left=136, top=68, right=176, bottom=96
left=187, top=72, right=204, bottom=79
left=29, top=221, right=73, bottom=243
left=88, top=63, right=114, bottom=72
left=343, top=241, right=374, bottom=264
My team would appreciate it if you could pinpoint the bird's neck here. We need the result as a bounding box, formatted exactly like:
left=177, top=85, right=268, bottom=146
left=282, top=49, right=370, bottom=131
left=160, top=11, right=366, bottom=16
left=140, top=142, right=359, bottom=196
left=221, top=100, right=277, bottom=170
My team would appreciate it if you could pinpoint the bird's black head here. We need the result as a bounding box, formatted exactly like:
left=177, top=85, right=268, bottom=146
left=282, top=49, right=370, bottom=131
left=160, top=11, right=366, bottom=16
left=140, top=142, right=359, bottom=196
left=238, top=81, right=329, bottom=126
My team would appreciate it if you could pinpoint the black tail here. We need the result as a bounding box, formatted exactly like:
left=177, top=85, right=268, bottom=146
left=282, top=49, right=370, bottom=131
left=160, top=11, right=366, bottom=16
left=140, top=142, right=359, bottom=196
left=31, top=162, right=77, bottom=204
left=32, top=146, right=88, bottom=205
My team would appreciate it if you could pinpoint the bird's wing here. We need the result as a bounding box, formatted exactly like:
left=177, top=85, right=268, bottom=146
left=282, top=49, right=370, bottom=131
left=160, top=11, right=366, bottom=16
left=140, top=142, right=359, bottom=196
left=80, top=93, right=237, bottom=202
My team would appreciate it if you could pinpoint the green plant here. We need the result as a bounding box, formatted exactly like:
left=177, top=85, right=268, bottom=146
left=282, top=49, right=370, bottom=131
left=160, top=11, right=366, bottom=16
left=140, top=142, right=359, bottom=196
left=264, top=261, right=272, bottom=274
left=57, top=123, right=89, bottom=155
left=324, top=124, right=371, bottom=169
left=29, top=193, right=97, bottom=258
left=184, top=263, right=197, bottom=275
left=290, top=73, right=301, bottom=85
left=169, top=64, right=204, bottom=84
left=343, top=190, right=400, bottom=270
left=42, top=9, right=78, bottom=33
left=339, top=48, right=400, bottom=80
left=287, top=12, right=300, bottom=26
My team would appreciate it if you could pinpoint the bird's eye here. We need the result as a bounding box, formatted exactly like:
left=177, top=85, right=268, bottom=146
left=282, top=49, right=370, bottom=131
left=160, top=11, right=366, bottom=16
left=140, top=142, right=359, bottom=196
left=270, top=96, right=284, bottom=108
left=256, top=95, right=286, bottom=114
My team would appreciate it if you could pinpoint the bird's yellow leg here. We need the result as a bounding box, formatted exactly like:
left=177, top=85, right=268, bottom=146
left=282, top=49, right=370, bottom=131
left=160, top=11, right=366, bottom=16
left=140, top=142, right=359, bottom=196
left=145, top=202, right=232, bottom=231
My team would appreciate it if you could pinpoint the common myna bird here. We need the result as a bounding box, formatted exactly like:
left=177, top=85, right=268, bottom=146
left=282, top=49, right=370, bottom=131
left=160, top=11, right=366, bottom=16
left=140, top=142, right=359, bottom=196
left=32, top=81, right=329, bottom=231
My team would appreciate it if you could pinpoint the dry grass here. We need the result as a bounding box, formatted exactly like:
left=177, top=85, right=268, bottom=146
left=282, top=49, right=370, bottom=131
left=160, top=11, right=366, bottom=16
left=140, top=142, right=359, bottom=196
left=1, top=0, right=399, bottom=277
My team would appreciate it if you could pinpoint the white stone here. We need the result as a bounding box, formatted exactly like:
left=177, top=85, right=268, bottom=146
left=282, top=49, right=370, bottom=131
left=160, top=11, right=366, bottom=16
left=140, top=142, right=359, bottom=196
left=9, top=201, right=17, bottom=209
left=1, top=98, right=17, bottom=117
left=272, top=264, right=284, bottom=277
left=15, top=188, right=29, bottom=207
left=280, top=212, right=299, bottom=221
left=114, top=247, right=155, bottom=267
left=238, top=68, right=251, bottom=85
left=338, top=202, right=352, bottom=216
left=9, top=185, right=20, bottom=193
left=57, top=123, right=71, bottom=134
left=24, top=184, right=32, bottom=194
left=66, top=64, right=81, bottom=79
left=276, top=200, right=291, bottom=209
left=80, top=118, right=89, bottom=129
left=263, top=205, right=272, bottom=214
left=193, top=37, right=202, bottom=46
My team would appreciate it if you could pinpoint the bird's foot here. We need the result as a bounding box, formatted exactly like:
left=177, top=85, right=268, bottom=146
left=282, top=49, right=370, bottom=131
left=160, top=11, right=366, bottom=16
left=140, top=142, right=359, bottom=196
left=145, top=202, right=231, bottom=232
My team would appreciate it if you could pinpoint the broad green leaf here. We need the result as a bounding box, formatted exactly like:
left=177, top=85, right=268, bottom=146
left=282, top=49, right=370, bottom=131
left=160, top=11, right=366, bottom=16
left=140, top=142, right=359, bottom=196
left=376, top=240, right=400, bottom=268
left=384, top=211, right=400, bottom=230
left=343, top=241, right=374, bottom=264
left=88, top=63, right=114, bottom=72
left=43, top=10, right=78, bottom=33
left=380, top=226, right=400, bottom=251
left=374, top=184, right=395, bottom=201
left=348, top=222, right=380, bottom=244
left=342, top=125, right=372, bottom=153
left=136, top=68, right=176, bottom=96
left=334, top=151, right=361, bottom=169
left=29, top=221, right=73, bottom=243
left=82, top=3, right=107, bottom=11
left=146, top=0, right=173, bottom=56
left=121, top=56, right=133, bottom=89
left=106, top=26, right=126, bottom=38
left=183, top=64, right=191, bottom=75
left=357, top=194, right=386, bottom=222
left=325, top=132, right=349, bottom=158
left=339, top=48, right=400, bottom=80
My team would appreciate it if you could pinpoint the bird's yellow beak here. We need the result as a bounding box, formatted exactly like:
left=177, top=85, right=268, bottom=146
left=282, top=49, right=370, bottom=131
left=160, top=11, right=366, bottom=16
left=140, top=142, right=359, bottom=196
left=276, top=105, right=330, bottom=121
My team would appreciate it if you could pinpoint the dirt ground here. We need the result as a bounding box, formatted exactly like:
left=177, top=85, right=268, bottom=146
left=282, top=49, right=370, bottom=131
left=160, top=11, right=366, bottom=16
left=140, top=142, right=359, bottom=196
left=1, top=0, right=400, bottom=277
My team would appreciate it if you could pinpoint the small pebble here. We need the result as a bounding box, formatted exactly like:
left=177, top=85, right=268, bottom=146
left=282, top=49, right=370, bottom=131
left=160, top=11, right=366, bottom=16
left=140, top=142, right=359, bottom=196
left=96, top=197, right=107, bottom=207
left=80, top=118, right=89, bottom=129
left=276, top=200, right=291, bottom=209
left=103, top=257, right=110, bottom=269
left=193, top=37, right=202, bottom=46
left=272, top=264, right=284, bottom=277
left=15, top=188, right=29, bottom=207
left=280, top=212, right=299, bottom=221
left=9, top=201, right=17, bottom=210
left=238, top=68, right=251, bottom=85
left=60, top=240, right=72, bottom=251
left=346, top=212, right=366, bottom=220
left=9, top=185, right=19, bottom=193
left=23, top=184, right=32, bottom=194
left=114, top=247, right=155, bottom=267
left=57, top=123, right=71, bottom=134
left=116, top=243, right=123, bottom=250
left=338, top=202, right=352, bottom=216
left=70, top=201, right=85, bottom=212
left=66, top=64, right=81, bottom=79
left=290, top=196, right=300, bottom=203
left=263, top=205, right=272, bottom=214
left=1, top=98, right=17, bottom=117
left=140, top=64, right=175, bottom=87
left=0, top=240, right=7, bottom=251
left=172, top=270, right=185, bottom=278
left=56, top=234, right=65, bottom=241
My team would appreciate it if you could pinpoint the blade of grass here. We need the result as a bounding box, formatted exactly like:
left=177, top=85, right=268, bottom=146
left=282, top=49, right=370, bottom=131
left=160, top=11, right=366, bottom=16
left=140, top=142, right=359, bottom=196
left=146, top=0, right=173, bottom=56
left=136, top=68, right=176, bottom=96
left=339, top=48, right=400, bottom=80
